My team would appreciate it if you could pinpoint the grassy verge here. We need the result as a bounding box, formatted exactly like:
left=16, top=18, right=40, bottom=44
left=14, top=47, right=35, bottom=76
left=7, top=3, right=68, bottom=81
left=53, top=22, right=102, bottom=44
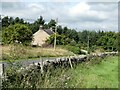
left=3, top=56, right=118, bottom=88
left=64, top=56, right=118, bottom=88
left=1, top=44, right=74, bottom=61
left=59, top=45, right=81, bottom=54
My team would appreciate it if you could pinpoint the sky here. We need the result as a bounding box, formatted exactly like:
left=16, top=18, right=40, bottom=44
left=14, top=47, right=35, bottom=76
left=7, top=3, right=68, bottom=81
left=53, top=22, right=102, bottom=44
left=1, top=0, right=119, bottom=32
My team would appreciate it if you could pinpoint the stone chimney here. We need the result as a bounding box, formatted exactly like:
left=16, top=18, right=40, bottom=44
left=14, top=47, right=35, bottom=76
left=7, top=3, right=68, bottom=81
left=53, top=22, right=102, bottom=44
left=50, top=27, right=53, bottom=31
left=39, top=25, right=43, bottom=30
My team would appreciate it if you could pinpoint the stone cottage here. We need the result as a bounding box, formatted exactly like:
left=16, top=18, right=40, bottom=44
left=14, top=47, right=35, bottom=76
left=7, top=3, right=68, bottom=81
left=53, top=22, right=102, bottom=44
left=31, top=25, right=54, bottom=46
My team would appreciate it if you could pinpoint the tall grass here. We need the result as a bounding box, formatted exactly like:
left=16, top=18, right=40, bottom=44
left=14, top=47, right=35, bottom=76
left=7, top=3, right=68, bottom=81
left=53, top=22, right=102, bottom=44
left=65, top=56, right=118, bottom=88
left=59, top=45, right=81, bottom=54
left=2, top=56, right=118, bottom=88
left=2, top=61, right=69, bottom=88
left=2, top=44, right=74, bottom=61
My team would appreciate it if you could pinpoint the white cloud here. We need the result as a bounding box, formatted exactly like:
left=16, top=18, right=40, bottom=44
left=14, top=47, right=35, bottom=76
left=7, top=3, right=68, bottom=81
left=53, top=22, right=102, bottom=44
left=27, top=3, right=45, bottom=12
left=69, top=2, right=108, bottom=22
left=1, top=2, right=118, bottom=31
left=1, top=0, right=119, bottom=2
left=69, top=2, right=90, bottom=16
left=1, top=0, right=21, bottom=2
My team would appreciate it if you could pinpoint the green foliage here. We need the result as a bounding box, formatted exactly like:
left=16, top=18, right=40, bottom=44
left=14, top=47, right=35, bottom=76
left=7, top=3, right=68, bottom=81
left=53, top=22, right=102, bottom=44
left=2, top=16, right=118, bottom=52
left=96, top=31, right=117, bottom=51
left=57, top=26, right=79, bottom=43
left=47, top=29, right=118, bottom=53
left=65, top=56, right=118, bottom=88
left=60, top=45, right=81, bottom=54
left=28, top=16, right=45, bottom=33
left=2, top=56, right=118, bottom=88
left=2, top=16, right=10, bottom=27
left=2, top=24, right=33, bottom=45
left=57, top=25, right=63, bottom=34
left=2, top=16, right=25, bottom=28
left=9, top=17, right=15, bottom=25
left=47, top=33, right=71, bottom=45
left=69, top=39, right=77, bottom=46
left=14, top=17, right=24, bottom=24
left=47, top=19, right=56, bottom=30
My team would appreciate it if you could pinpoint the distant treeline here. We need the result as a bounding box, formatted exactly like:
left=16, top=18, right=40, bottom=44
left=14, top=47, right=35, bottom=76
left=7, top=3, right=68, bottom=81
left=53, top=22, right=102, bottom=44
left=1, top=16, right=119, bottom=52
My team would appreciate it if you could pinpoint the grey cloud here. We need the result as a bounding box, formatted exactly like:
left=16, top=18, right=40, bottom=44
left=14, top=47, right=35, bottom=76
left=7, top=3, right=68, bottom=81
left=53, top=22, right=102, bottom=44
left=2, top=0, right=118, bottom=2
left=1, top=2, right=118, bottom=31
left=2, top=2, right=25, bottom=10
left=88, top=2, right=118, bottom=12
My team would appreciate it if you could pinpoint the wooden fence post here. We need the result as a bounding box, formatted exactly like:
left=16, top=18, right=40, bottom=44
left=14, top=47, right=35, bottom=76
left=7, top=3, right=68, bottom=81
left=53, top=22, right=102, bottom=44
left=0, top=63, right=4, bottom=78
left=69, top=56, right=73, bottom=69
left=40, top=57, right=44, bottom=74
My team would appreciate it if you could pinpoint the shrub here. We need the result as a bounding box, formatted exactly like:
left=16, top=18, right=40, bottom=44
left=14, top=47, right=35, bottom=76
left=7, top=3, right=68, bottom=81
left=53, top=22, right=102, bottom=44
left=61, top=45, right=81, bottom=54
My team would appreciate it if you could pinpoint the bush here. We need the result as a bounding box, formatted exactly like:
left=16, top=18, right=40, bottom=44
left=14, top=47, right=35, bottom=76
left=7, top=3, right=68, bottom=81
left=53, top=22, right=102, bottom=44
left=2, top=24, right=32, bottom=45
left=70, top=40, right=76, bottom=46
left=60, top=45, right=81, bottom=54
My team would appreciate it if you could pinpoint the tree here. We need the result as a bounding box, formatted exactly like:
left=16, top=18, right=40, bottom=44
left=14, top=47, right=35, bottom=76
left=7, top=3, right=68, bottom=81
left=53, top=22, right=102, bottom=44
left=29, top=16, right=45, bottom=33
left=9, top=17, right=15, bottom=25
left=46, top=33, right=68, bottom=45
left=2, top=23, right=33, bottom=45
left=14, top=17, right=25, bottom=24
left=89, top=31, right=98, bottom=46
left=2, top=16, right=10, bottom=27
left=70, top=39, right=77, bottom=46
left=63, top=26, right=68, bottom=34
left=67, top=29, right=79, bottom=42
left=48, top=19, right=56, bottom=30
left=2, top=16, right=26, bottom=28
left=96, top=31, right=117, bottom=51
left=14, top=17, right=20, bottom=23
left=57, top=25, right=63, bottom=35
left=19, top=19, right=24, bottom=24
left=78, top=30, right=88, bottom=45
left=36, top=16, right=45, bottom=25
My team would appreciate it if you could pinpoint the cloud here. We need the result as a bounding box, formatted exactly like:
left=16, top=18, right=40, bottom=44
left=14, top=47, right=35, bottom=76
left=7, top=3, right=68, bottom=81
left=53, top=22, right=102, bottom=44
left=1, top=2, right=118, bottom=31
left=89, top=2, right=118, bottom=11
left=2, top=0, right=118, bottom=2
left=27, top=3, right=45, bottom=12
left=1, top=0, right=21, bottom=2
left=69, top=2, right=90, bottom=15
left=68, top=2, right=108, bottom=23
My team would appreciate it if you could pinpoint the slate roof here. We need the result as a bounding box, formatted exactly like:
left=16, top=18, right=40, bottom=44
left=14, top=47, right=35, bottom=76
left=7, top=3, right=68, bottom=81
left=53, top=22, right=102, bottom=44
left=43, top=29, right=54, bottom=35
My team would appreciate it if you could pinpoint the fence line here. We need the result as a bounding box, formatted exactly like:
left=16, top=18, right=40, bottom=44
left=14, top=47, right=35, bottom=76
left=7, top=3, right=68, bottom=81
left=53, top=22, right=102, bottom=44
left=25, top=51, right=118, bottom=72
left=1, top=51, right=118, bottom=76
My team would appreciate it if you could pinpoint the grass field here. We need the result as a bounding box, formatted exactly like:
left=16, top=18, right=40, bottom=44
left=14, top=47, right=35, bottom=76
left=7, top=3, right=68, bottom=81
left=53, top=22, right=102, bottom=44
left=39, top=56, right=118, bottom=88
left=64, top=56, right=118, bottom=88
left=1, top=44, right=74, bottom=61
left=3, top=55, right=118, bottom=88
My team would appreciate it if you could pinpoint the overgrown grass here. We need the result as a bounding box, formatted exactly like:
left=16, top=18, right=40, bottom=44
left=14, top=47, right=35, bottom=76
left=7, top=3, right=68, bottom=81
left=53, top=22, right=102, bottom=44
left=59, top=45, right=81, bottom=54
left=65, top=56, right=118, bottom=88
left=59, top=45, right=105, bottom=55
left=1, top=44, right=74, bottom=61
left=2, top=56, right=118, bottom=88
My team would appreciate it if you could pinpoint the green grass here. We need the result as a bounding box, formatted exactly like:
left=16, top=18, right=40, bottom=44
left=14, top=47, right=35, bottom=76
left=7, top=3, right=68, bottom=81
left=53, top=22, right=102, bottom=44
left=59, top=45, right=81, bottom=54
left=3, top=56, right=118, bottom=88
left=64, top=56, right=118, bottom=88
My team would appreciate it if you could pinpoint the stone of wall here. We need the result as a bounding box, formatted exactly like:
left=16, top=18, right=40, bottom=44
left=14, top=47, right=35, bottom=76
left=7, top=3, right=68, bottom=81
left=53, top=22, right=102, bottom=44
left=24, top=52, right=118, bottom=73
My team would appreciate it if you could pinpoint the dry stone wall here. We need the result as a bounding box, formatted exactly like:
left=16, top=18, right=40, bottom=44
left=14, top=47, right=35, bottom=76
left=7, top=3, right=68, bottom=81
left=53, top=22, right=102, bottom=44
left=24, top=52, right=118, bottom=73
